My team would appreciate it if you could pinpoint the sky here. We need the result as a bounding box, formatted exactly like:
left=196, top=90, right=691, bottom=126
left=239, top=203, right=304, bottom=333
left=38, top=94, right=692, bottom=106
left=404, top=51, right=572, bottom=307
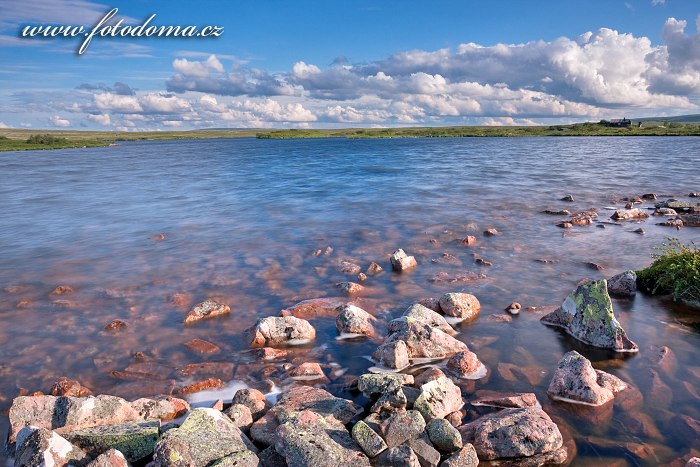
left=1, top=0, right=700, bottom=130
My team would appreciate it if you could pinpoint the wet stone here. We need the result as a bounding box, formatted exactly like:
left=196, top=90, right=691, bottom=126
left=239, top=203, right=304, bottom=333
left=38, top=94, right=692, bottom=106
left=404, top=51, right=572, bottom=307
left=104, top=319, right=128, bottom=332
left=607, top=270, right=637, bottom=297
left=50, top=377, right=91, bottom=397
left=366, top=262, right=384, bottom=275
left=232, top=388, right=271, bottom=421
left=439, top=292, right=480, bottom=320
left=281, top=297, right=348, bottom=318
left=184, top=299, right=231, bottom=324
left=440, top=444, right=479, bottom=467
left=224, top=404, right=254, bottom=432
left=246, top=316, right=316, bottom=347
left=288, top=362, right=325, bottom=379
left=185, top=338, right=221, bottom=354
left=484, top=228, right=500, bottom=236
left=391, top=248, right=418, bottom=271
left=471, top=390, right=540, bottom=409
left=386, top=317, right=468, bottom=359
left=339, top=260, right=362, bottom=275
left=547, top=351, right=627, bottom=406
left=403, top=303, right=455, bottom=334
left=446, top=350, right=484, bottom=379
left=336, top=281, right=365, bottom=295
left=336, top=304, right=376, bottom=337
left=177, top=377, right=225, bottom=395
left=372, top=340, right=410, bottom=369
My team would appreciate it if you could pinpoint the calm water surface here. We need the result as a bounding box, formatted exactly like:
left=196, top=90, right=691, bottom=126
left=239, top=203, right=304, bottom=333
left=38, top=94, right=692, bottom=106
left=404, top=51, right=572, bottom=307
left=1, top=137, right=699, bottom=465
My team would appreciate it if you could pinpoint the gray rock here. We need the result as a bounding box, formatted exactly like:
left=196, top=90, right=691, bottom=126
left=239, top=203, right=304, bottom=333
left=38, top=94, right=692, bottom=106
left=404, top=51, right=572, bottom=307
left=250, top=412, right=278, bottom=447
left=414, top=377, right=464, bottom=422
left=547, top=351, right=627, bottom=406
left=209, top=450, right=261, bottom=466
left=153, top=408, right=256, bottom=467
left=459, top=407, right=563, bottom=461
left=258, top=446, right=287, bottom=467
left=440, top=444, right=479, bottom=467
left=374, top=444, right=420, bottom=467
left=386, top=317, right=468, bottom=359
left=403, top=304, right=455, bottom=335
left=391, top=249, right=418, bottom=271
left=14, top=426, right=88, bottom=467
left=372, top=340, right=410, bottom=369
left=274, top=410, right=370, bottom=467
left=380, top=410, right=426, bottom=448
left=408, top=433, right=441, bottom=467
left=470, top=391, right=539, bottom=409
left=438, top=293, right=480, bottom=320
left=653, top=207, right=678, bottom=216
left=607, top=270, right=637, bottom=297
left=184, top=299, right=231, bottom=323
left=336, top=304, right=376, bottom=337
left=372, top=385, right=408, bottom=413
left=247, top=316, right=316, bottom=347
left=357, top=373, right=414, bottom=396
left=63, top=420, right=159, bottom=462
left=272, top=385, right=362, bottom=424
left=540, top=279, right=638, bottom=352
left=352, top=420, right=387, bottom=458
left=426, top=418, right=462, bottom=453
left=86, top=448, right=129, bottom=467
left=610, top=208, right=649, bottom=221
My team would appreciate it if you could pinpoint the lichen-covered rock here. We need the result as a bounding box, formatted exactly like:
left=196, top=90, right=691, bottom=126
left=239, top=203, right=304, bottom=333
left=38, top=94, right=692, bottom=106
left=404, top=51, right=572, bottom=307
left=184, top=299, right=231, bottom=324
left=426, top=418, right=462, bottom=453
left=374, top=444, right=420, bottom=467
left=438, top=293, right=480, bottom=320
left=14, top=427, right=88, bottom=467
left=414, top=377, right=464, bottom=422
left=372, top=340, right=410, bottom=369
left=408, top=433, right=441, bottom=467
left=611, top=208, right=649, bottom=221
left=232, top=389, right=271, bottom=422
left=459, top=407, right=563, bottom=461
left=607, top=270, right=637, bottom=297
left=246, top=316, right=316, bottom=347
left=153, top=408, right=256, bottom=467
left=208, top=450, right=260, bottom=466
left=391, top=249, right=417, bottom=271
left=336, top=304, right=376, bottom=336
left=386, top=317, right=468, bottom=359
left=380, top=410, right=426, bottom=448
left=540, top=279, right=638, bottom=352
left=63, top=420, right=159, bottom=462
left=86, top=448, right=129, bottom=467
left=357, top=373, right=414, bottom=396
left=336, top=282, right=365, bottom=295
left=440, top=444, right=479, bottom=467
left=403, top=303, right=455, bottom=335
left=548, top=351, right=627, bottom=406
left=352, top=420, right=387, bottom=458
left=275, top=410, right=370, bottom=467
left=446, top=350, right=484, bottom=379
left=271, top=386, right=362, bottom=425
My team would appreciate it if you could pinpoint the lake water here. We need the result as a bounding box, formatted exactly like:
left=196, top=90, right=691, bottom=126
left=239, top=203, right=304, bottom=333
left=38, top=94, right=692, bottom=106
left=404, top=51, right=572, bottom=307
left=1, top=136, right=699, bottom=465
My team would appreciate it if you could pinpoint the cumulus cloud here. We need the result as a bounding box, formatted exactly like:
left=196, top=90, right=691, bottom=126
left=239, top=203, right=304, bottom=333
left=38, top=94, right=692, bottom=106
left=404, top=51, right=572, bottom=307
left=50, top=115, right=70, bottom=127
left=78, top=82, right=135, bottom=96
left=87, top=113, right=111, bottom=125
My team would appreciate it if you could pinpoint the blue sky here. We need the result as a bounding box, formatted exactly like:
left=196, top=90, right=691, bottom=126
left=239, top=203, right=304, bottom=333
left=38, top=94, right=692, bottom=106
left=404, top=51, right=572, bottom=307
left=1, top=0, right=699, bottom=130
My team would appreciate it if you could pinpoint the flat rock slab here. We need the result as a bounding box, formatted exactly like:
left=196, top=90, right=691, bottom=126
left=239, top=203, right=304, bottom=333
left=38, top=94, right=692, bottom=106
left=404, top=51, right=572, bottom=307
left=63, top=420, right=159, bottom=462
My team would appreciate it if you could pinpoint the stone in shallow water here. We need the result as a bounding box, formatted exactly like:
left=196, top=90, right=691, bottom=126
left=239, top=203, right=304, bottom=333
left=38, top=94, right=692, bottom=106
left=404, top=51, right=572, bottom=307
left=372, top=340, right=410, bottom=369
left=439, top=293, right=481, bottom=320
left=607, top=270, right=637, bottom=297
left=547, top=350, right=627, bottom=406
left=280, top=297, right=349, bottom=318
left=184, top=299, right=231, bottom=324
left=540, top=279, right=638, bottom=352
left=471, top=390, right=540, bottom=409
left=185, top=338, right=221, bottom=354
left=246, top=316, right=316, bottom=347
left=446, top=350, right=484, bottom=379
left=336, top=304, right=375, bottom=336
left=402, top=303, right=455, bottom=335
left=63, top=420, right=159, bottom=462
left=391, top=248, right=417, bottom=271
left=385, top=317, right=467, bottom=359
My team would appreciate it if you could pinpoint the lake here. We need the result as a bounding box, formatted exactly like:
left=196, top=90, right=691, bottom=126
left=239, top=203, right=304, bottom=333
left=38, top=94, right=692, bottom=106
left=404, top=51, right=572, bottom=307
left=1, top=136, right=699, bottom=465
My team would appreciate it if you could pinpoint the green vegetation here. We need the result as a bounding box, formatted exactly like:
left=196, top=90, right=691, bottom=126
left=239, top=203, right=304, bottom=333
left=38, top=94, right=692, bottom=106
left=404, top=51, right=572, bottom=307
left=0, top=133, right=111, bottom=151
left=637, top=238, right=700, bottom=307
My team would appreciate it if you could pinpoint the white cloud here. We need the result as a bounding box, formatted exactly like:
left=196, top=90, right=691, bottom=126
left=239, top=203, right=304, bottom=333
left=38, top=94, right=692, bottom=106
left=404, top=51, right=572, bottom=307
left=0, top=121, right=8, bottom=128
left=652, top=0, right=665, bottom=5
left=50, top=115, right=70, bottom=127
left=87, top=113, right=111, bottom=125
left=139, top=93, right=191, bottom=113
left=94, top=93, right=143, bottom=113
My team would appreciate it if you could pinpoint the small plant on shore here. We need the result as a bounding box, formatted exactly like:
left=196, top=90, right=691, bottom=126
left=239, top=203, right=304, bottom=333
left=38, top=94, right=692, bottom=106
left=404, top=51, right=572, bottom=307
left=637, top=238, right=700, bottom=305
left=26, top=134, right=66, bottom=145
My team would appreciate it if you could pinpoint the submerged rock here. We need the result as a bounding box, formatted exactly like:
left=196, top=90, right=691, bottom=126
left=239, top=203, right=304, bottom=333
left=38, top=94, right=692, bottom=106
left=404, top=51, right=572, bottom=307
left=611, top=208, right=649, bottom=221
left=246, top=316, right=316, bottom=347
left=336, top=304, right=376, bottom=337
left=184, top=299, right=231, bottom=324
left=391, top=249, right=417, bottom=271
left=281, top=297, right=349, bottom=318
left=607, top=270, right=637, bottom=297
left=540, top=279, right=638, bottom=352
left=547, top=351, right=627, bottom=406
left=386, top=317, right=468, bottom=359
left=471, top=391, right=539, bottom=409
left=336, top=281, right=365, bottom=295
left=439, top=293, right=480, bottom=320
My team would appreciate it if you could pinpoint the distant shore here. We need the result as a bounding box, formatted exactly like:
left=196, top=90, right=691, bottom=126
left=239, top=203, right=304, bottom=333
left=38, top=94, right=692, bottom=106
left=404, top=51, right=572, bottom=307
left=2, top=122, right=700, bottom=151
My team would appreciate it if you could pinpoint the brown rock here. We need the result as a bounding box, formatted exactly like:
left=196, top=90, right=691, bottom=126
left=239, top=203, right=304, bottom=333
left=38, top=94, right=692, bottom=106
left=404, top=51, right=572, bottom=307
left=461, top=236, right=477, bottom=246
left=338, top=260, right=362, bottom=275
left=288, top=362, right=325, bottom=379
left=471, top=390, right=540, bottom=409
left=246, top=316, right=316, bottom=347
left=224, top=404, right=254, bottom=432
left=50, top=377, right=91, bottom=397
left=670, top=415, right=700, bottom=447
left=429, top=271, right=487, bottom=284
left=179, top=362, right=235, bottom=378
left=281, top=297, right=348, bottom=318
left=170, top=293, right=192, bottom=308
left=366, top=262, right=383, bottom=276
left=446, top=350, right=484, bottom=379
left=184, top=338, right=221, bottom=354
left=336, top=281, right=365, bottom=295
left=414, top=368, right=446, bottom=388
left=372, top=340, right=410, bottom=369
left=336, top=304, right=376, bottom=336
left=439, top=293, right=480, bottom=320
left=505, top=302, right=521, bottom=314
left=483, top=228, right=500, bottom=236
left=176, top=378, right=224, bottom=395
left=391, top=248, right=418, bottom=271
left=233, top=388, right=271, bottom=421
left=51, top=285, right=74, bottom=295
left=386, top=317, right=468, bottom=359
left=255, top=347, right=288, bottom=360
left=616, top=411, right=663, bottom=440
left=183, top=299, right=230, bottom=324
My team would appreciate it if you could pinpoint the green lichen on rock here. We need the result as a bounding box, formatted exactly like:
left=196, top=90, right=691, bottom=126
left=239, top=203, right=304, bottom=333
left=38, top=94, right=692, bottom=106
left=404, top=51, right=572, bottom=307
left=63, top=420, right=159, bottom=462
left=636, top=238, right=700, bottom=308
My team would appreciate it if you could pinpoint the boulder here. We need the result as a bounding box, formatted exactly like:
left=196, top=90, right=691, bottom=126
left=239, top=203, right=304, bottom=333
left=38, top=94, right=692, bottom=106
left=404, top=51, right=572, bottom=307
left=414, top=376, right=464, bottom=422
left=426, top=418, right=463, bottom=452
left=336, top=282, right=365, bottom=295
left=540, top=279, right=638, bottom=352
left=607, top=270, right=637, bottom=297
left=232, top=388, right=271, bottom=421
left=611, top=208, right=649, bottom=221
left=338, top=261, right=363, bottom=275
left=408, top=433, right=441, bottom=467
left=86, top=448, right=129, bottom=467
left=357, top=373, right=414, bottom=396
left=209, top=450, right=260, bottom=466
left=547, top=351, right=627, bottom=406
left=246, top=316, right=316, bottom=347
left=288, top=362, right=325, bottom=380
left=459, top=407, right=563, bottom=461
left=184, top=299, right=230, bottom=324
left=372, top=341, right=410, bottom=369
left=380, top=410, right=426, bottom=448
left=446, top=350, right=485, bottom=379
left=438, top=293, right=480, bottom=320
left=14, top=427, right=88, bottom=467
left=386, top=317, right=468, bottom=359
left=352, top=420, right=388, bottom=458
left=391, top=249, right=417, bottom=271
left=63, top=420, right=159, bottom=462
left=153, top=408, right=257, bottom=467
left=403, top=304, right=455, bottom=335
left=50, top=377, right=91, bottom=397
left=440, top=444, right=479, bottom=467
left=374, top=444, right=420, bottom=467
left=336, top=304, right=376, bottom=336
left=271, top=386, right=362, bottom=424
left=275, top=410, right=370, bottom=467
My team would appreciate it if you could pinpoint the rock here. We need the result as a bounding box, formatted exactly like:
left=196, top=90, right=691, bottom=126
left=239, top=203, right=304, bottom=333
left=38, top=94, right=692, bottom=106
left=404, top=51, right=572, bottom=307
left=642, top=193, right=657, bottom=200
left=505, top=302, right=521, bottom=315
left=104, top=320, right=128, bottom=332
left=86, top=448, right=129, bottom=467
left=475, top=257, right=492, bottom=266
left=426, top=418, right=462, bottom=452
left=386, top=317, right=468, bottom=359
left=185, top=338, right=221, bottom=354
left=471, top=391, right=539, bottom=409
left=380, top=410, right=426, bottom=448
left=358, top=373, right=414, bottom=396
left=272, top=386, right=362, bottom=424
left=414, top=377, right=464, bottom=422
left=336, top=282, right=365, bottom=295
left=459, top=407, right=563, bottom=461
left=607, top=270, right=637, bottom=297
left=374, top=444, right=420, bottom=467
left=366, top=262, right=384, bottom=276
left=496, top=363, right=545, bottom=386
left=255, top=347, right=288, bottom=360
left=438, top=293, right=480, bottom=320
left=281, top=297, right=349, bottom=318
left=209, top=450, right=260, bottom=466
left=547, top=351, right=627, bottom=406
left=440, top=444, right=479, bottom=467
left=50, top=377, right=91, bottom=397
left=246, top=316, right=316, bottom=347
left=645, top=344, right=678, bottom=377
left=274, top=410, right=370, bottom=466
left=446, top=350, right=484, bottom=379
left=153, top=408, right=256, bottom=467
left=461, top=236, right=477, bottom=246
left=184, top=299, right=230, bottom=324
left=654, top=207, right=679, bottom=216
left=336, top=304, right=375, bottom=336
left=339, top=260, right=363, bottom=275
left=487, top=314, right=512, bottom=323
left=670, top=415, right=700, bottom=447
left=128, top=396, right=190, bottom=421
left=540, top=279, right=638, bottom=352
left=224, top=404, right=254, bottom=432
left=483, top=228, right=500, bottom=236
left=372, top=340, right=410, bottom=369
left=258, top=446, right=287, bottom=467
left=409, top=433, right=441, bottom=467
left=682, top=213, right=700, bottom=226
left=358, top=272, right=367, bottom=281
left=615, top=411, right=663, bottom=440
left=51, top=285, right=74, bottom=295
left=14, top=426, right=88, bottom=467
left=391, top=249, right=418, bottom=271
left=63, top=420, right=159, bottom=462
left=561, top=195, right=574, bottom=202
left=634, top=228, right=645, bottom=234
left=429, top=272, right=487, bottom=284
left=232, top=389, right=271, bottom=421
left=177, top=378, right=225, bottom=395
left=414, top=368, right=446, bottom=388
left=288, top=362, right=325, bottom=380
left=352, top=420, right=388, bottom=457
left=611, top=208, right=649, bottom=220
left=557, top=222, right=573, bottom=229
left=445, top=411, right=463, bottom=428
left=403, top=303, right=455, bottom=334
left=250, top=411, right=278, bottom=447
left=431, top=253, right=463, bottom=266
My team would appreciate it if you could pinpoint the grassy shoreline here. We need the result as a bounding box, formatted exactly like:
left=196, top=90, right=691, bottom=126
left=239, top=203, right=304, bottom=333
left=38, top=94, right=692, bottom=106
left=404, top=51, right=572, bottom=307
left=2, top=122, right=700, bottom=151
